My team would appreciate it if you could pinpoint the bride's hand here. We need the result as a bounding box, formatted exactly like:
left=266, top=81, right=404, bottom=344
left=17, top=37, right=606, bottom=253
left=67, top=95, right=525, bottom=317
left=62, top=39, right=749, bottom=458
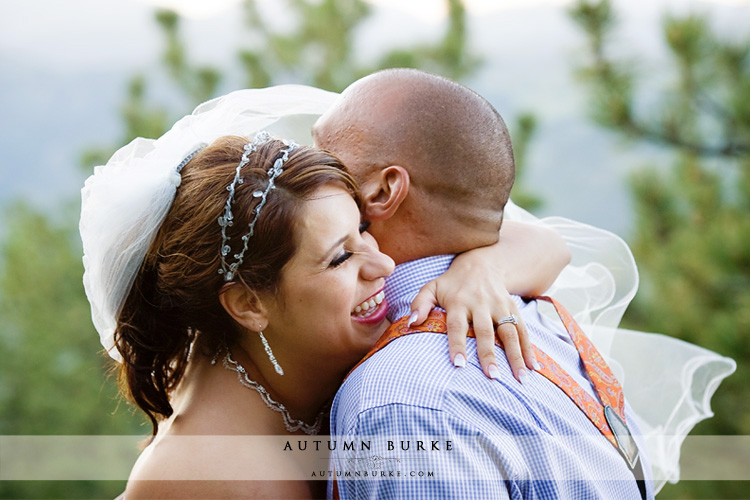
left=409, top=256, right=536, bottom=383
left=409, top=221, right=570, bottom=383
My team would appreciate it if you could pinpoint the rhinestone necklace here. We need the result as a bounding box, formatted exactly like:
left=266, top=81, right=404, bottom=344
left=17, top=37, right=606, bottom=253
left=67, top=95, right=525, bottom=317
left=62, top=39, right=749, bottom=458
left=222, top=349, right=327, bottom=435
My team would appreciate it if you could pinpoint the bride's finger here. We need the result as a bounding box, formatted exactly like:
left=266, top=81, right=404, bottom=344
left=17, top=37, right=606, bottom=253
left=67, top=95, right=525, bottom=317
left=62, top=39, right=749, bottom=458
left=496, top=322, right=528, bottom=384
left=408, top=281, right=439, bottom=327
left=470, top=312, right=499, bottom=379
left=445, top=309, right=470, bottom=368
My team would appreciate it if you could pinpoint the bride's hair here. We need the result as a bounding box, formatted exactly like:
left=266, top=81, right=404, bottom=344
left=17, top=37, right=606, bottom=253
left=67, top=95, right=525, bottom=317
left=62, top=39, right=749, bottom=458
left=114, top=135, right=359, bottom=436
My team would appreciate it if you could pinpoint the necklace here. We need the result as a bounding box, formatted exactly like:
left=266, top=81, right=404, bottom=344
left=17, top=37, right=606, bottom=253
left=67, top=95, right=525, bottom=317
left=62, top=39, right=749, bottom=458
left=222, top=349, right=328, bottom=435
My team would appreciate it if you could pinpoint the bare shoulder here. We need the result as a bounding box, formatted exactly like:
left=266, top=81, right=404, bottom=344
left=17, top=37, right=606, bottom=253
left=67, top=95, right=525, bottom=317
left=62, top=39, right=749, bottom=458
left=125, top=435, right=312, bottom=499
left=125, top=479, right=311, bottom=499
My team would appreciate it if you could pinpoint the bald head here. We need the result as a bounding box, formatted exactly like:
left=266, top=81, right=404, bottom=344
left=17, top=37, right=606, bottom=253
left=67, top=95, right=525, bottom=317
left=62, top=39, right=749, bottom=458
left=314, top=69, right=516, bottom=261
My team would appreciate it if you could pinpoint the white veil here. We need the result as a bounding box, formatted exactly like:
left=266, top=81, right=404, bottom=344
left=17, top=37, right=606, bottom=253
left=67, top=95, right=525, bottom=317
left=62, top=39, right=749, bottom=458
left=80, top=85, right=338, bottom=362
left=505, top=195, right=736, bottom=492
left=81, top=85, right=735, bottom=492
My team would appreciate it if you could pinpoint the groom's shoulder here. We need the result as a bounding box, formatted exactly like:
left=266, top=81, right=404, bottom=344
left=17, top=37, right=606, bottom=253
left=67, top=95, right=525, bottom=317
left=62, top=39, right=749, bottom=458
left=336, top=332, right=458, bottom=410
left=334, top=331, right=520, bottom=416
left=331, top=331, right=531, bottom=435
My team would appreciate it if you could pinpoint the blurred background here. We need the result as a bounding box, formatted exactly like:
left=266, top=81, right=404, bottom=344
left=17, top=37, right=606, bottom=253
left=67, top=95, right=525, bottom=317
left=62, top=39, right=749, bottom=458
left=0, top=0, right=748, bottom=497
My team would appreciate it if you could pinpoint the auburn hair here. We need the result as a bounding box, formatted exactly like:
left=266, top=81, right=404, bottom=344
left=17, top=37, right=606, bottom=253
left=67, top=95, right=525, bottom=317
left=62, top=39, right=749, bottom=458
left=114, top=136, right=359, bottom=436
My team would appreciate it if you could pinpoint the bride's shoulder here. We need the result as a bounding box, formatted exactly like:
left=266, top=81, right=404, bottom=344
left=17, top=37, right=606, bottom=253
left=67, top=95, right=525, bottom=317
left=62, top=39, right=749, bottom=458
left=125, top=434, right=310, bottom=499
left=124, top=360, right=305, bottom=497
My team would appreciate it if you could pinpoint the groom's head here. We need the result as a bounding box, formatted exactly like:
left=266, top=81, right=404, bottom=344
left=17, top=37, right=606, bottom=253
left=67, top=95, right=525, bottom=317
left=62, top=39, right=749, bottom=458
left=313, top=69, right=515, bottom=264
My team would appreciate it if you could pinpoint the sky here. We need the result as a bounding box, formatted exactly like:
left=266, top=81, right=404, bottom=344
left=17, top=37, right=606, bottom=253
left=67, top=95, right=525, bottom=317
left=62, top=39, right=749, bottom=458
left=132, top=0, right=750, bottom=21
left=131, top=0, right=575, bottom=21
left=1, top=0, right=748, bottom=236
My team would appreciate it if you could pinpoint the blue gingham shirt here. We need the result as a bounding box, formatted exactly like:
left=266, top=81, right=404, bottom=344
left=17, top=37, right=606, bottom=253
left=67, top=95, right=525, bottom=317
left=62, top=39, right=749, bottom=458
left=329, top=255, right=654, bottom=499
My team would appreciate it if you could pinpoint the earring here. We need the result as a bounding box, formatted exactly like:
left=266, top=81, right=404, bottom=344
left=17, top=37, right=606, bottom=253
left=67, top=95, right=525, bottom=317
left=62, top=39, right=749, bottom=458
left=259, top=331, right=284, bottom=376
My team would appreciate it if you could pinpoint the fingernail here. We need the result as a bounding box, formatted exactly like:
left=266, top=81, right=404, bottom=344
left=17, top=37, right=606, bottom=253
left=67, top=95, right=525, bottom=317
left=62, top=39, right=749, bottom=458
left=488, top=364, right=500, bottom=379
left=407, top=311, right=419, bottom=327
left=519, top=368, right=529, bottom=385
left=533, top=360, right=541, bottom=371
left=453, top=353, right=466, bottom=368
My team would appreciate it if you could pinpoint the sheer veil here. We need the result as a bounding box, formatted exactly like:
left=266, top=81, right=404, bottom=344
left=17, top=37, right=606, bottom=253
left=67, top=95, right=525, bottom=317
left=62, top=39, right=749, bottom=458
left=81, top=86, right=338, bottom=363
left=81, top=85, right=735, bottom=493
left=505, top=201, right=736, bottom=492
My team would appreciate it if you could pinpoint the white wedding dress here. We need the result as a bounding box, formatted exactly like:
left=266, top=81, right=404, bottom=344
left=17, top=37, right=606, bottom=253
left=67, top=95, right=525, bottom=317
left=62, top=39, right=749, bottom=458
left=90, top=85, right=736, bottom=493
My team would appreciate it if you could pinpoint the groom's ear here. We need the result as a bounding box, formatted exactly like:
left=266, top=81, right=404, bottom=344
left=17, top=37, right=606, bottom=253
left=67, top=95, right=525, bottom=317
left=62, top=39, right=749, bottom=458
left=219, top=284, right=269, bottom=332
left=360, top=166, right=410, bottom=222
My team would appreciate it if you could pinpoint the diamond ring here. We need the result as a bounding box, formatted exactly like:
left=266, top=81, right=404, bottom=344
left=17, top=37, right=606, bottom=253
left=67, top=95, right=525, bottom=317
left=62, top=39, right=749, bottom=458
left=496, top=315, right=518, bottom=326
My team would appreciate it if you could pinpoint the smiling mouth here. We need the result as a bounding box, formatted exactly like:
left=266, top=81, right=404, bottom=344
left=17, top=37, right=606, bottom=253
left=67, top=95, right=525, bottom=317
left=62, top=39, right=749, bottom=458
left=352, top=290, right=386, bottom=318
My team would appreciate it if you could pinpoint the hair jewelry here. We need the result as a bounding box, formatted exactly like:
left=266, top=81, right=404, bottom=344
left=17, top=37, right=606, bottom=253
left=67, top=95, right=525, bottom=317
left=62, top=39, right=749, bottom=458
left=217, top=131, right=298, bottom=281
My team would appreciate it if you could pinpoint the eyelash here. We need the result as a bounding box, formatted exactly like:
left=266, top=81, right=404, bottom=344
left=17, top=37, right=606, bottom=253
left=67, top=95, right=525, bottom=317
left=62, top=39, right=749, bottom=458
left=330, top=251, right=353, bottom=268
left=330, top=221, right=371, bottom=268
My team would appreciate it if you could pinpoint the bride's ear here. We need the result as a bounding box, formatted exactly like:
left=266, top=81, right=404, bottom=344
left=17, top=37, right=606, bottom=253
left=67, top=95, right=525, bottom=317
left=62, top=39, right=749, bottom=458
left=360, top=165, right=410, bottom=222
left=219, top=284, right=269, bottom=331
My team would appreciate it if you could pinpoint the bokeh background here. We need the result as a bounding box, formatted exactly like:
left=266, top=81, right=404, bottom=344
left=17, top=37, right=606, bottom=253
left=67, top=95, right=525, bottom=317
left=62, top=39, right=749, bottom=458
left=1, top=0, right=748, bottom=498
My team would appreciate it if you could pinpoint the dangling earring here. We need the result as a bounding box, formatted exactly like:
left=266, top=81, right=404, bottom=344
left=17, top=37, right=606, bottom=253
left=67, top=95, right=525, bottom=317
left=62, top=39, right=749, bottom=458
left=259, top=331, right=284, bottom=376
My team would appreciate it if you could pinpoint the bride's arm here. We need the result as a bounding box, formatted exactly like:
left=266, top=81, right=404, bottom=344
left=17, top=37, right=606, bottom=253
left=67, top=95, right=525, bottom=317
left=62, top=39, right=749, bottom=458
left=485, top=220, right=571, bottom=296
left=410, top=221, right=570, bottom=382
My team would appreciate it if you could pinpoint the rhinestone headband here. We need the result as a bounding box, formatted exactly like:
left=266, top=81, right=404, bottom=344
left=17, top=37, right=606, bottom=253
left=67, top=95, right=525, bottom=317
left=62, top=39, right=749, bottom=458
left=177, top=144, right=207, bottom=173
left=217, top=131, right=299, bottom=281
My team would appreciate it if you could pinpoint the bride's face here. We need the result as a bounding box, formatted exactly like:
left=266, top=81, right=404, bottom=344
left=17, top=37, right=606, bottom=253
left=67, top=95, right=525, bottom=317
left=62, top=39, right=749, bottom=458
left=263, top=183, right=395, bottom=369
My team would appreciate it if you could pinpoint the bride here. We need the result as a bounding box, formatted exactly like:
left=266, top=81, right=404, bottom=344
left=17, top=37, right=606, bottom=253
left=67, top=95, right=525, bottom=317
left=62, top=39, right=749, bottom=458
left=80, top=84, right=735, bottom=498
left=81, top=105, right=570, bottom=497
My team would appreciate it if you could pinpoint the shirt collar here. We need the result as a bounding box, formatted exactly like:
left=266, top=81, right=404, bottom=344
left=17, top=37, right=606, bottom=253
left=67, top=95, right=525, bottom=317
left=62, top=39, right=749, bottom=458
left=384, top=254, right=455, bottom=322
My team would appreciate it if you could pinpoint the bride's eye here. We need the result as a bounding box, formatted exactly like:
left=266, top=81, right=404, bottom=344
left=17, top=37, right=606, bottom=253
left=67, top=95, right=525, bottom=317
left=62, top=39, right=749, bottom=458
left=359, top=221, right=371, bottom=234
left=330, top=251, right=353, bottom=268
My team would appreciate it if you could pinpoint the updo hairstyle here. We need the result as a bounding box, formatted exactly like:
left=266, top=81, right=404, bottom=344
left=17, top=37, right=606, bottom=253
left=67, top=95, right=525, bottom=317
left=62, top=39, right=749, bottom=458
left=114, top=136, right=359, bottom=435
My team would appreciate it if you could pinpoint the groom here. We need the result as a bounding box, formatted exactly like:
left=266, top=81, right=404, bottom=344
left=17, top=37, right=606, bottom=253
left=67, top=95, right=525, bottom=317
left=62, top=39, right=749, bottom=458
left=313, top=69, right=654, bottom=499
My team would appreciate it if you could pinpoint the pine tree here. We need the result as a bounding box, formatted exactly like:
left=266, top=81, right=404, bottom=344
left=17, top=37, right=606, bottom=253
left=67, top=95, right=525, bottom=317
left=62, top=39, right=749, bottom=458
left=569, top=1, right=750, bottom=497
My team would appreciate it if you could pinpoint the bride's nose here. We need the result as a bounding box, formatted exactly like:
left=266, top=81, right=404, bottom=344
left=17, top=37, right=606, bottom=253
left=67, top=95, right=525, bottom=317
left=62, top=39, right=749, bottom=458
left=360, top=238, right=394, bottom=281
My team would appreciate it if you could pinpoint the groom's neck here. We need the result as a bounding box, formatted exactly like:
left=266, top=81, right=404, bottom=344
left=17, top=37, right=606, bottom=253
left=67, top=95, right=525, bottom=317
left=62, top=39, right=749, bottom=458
left=373, top=210, right=500, bottom=265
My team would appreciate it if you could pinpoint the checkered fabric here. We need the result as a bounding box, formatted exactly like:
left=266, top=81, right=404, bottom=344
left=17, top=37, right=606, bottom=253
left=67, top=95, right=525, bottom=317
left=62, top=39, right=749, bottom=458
left=329, top=255, right=654, bottom=499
